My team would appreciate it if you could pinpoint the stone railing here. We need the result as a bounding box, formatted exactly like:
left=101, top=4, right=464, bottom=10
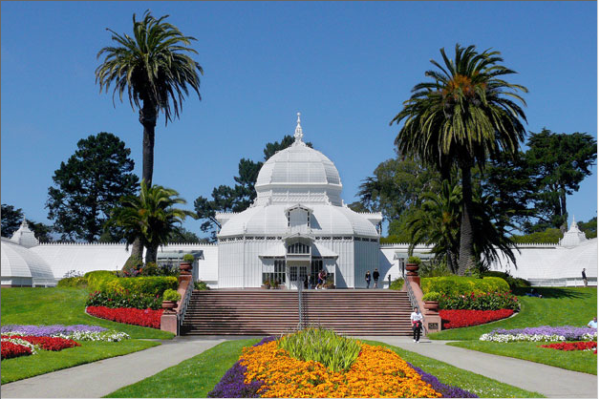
left=160, top=272, right=194, bottom=335
left=401, top=267, right=442, bottom=335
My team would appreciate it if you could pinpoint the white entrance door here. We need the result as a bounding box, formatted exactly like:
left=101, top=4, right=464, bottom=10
left=288, top=265, right=308, bottom=289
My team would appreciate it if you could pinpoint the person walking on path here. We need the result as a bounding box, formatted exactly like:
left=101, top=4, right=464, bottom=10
left=365, top=270, right=371, bottom=289
left=373, top=269, right=380, bottom=288
left=582, top=268, right=588, bottom=287
left=411, top=306, right=424, bottom=343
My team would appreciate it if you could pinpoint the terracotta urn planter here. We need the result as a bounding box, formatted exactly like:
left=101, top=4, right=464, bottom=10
left=423, top=300, right=439, bottom=315
left=406, top=263, right=419, bottom=276
left=162, top=300, right=177, bottom=312
left=179, top=262, right=193, bottom=276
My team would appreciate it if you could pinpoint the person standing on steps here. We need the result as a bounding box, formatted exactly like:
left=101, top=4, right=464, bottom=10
left=582, top=268, right=588, bottom=287
left=411, top=306, right=424, bottom=343
left=373, top=268, right=380, bottom=288
left=365, top=270, right=371, bottom=289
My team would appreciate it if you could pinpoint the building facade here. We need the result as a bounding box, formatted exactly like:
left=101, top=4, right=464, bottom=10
left=215, top=114, right=382, bottom=288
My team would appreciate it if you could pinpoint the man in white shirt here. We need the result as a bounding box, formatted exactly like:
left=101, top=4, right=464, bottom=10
left=411, top=306, right=424, bottom=343
left=587, top=317, right=597, bottom=329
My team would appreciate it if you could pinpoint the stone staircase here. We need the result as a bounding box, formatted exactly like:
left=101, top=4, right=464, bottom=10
left=181, top=289, right=413, bottom=336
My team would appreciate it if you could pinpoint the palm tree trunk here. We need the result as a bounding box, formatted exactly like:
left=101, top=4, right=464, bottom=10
left=145, top=244, right=158, bottom=265
left=139, top=102, right=157, bottom=187
left=457, top=165, right=475, bottom=275
left=137, top=101, right=158, bottom=265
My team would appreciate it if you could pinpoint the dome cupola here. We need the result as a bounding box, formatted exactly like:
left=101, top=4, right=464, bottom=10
left=254, top=113, right=343, bottom=206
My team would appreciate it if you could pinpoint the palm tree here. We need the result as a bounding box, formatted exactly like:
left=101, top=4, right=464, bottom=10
left=403, top=180, right=462, bottom=273
left=95, top=11, right=202, bottom=262
left=404, top=179, right=519, bottom=274
left=108, top=181, right=195, bottom=265
left=391, top=44, right=527, bottom=275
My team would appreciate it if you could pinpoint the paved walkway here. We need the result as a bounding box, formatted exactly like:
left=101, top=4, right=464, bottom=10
left=2, top=336, right=598, bottom=398
left=355, top=336, right=598, bottom=398
left=1, top=336, right=236, bottom=398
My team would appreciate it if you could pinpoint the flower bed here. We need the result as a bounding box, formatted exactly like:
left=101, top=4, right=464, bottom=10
left=540, top=341, right=597, bottom=353
left=1, top=341, right=32, bottom=360
left=1, top=325, right=130, bottom=342
left=209, top=334, right=477, bottom=398
left=2, top=336, right=79, bottom=351
left=86, top=306, right=163, bottom=329
left=480, top=326, right=597, bottom=343
left=439, top=309, right=514, bottom=329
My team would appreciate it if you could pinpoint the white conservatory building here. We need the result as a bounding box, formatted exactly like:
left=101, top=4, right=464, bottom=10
left=216, top=114, right=382, bottom=288
left=2, top=115, right=596, bottom=289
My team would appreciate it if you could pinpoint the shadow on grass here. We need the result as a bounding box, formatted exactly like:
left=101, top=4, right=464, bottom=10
left=513, top=287, right=592, bottom=299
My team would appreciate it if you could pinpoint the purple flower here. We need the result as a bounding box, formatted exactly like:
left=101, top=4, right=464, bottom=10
left=208, top=337, right=275, bottom=398
left=1, top=324, right=107, bottom=336
left=407, top=362, right=479, bottom=398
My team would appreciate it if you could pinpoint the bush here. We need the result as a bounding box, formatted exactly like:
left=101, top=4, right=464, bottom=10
left=183, top=254, right=195, bottom=263
left=407, top=256, right=422, bottom=265
left=86, top=290, right=162, bottom=310
left=421, top=276, right=510, bottom=296
left=418, top=261, right=454, bottom=278
left=57, top=277, right=87, bottom=288
left=112, top=276, right=178, bottom=296
left=422, top=292, right=441, bottom=301
left=439, top=291, right=520, bottom=311
left=389, top=278, right=404, bottom=291
left=481, top=271, right=531, bottom=290
left=141, top=262, right=160, bottom=276
left=163, top=289, right=181, bottom=301
left=194, top=280, right=210, bottom=290
left=278, top=327, right=361, bottom=372
left=85, top=270, right=119, bottom=292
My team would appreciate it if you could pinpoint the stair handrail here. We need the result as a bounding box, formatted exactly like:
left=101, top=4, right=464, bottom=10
left=405, top=279, right=428, bottom=336
left=297, top=280, right=304, bottom=330
left=177, top=277, right=194, bottom=325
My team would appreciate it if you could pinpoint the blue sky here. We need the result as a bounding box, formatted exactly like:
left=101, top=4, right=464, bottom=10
left=1, top=1, right=597, bottom=239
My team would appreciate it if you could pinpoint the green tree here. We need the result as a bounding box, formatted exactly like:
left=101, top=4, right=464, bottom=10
left=391, top=44, right=528, bottom=275
left=96, top=11, right=202, bottom=258
left=1, top=204, right=53, bottom=242
left=194, top=135, right=312, bottom=241
left=356, top=156, right=443, bottom=225
left=526, top=129, right=597, bottom=230
left=107, top=181, right=195, bottom=264
left=46, top=133, right=139, bottom=242
left=168, top=226, right=204, bottom=243
left=578, top=217, right=597, bottom=239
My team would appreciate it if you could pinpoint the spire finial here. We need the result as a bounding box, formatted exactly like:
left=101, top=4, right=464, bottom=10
left=21, top=216, right=28, bottom=228
left=294, top=112, right=304, bottom=145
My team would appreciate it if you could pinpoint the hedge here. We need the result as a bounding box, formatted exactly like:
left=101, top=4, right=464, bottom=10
left=84, top=271, right=177, bottom=296
left=421, top=276, right=510, bottom=296
left=480, top=271, right=531, bottom=290
left=57, top=276, right=88, bottom=288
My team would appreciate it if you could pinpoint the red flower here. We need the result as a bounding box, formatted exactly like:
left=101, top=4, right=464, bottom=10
left=87, top=306, right=163, bottom=329
left=540, top=342, right=597, bottom=353
left=1, top=336, right=80, bottom=351
left=439, top=309, right=514, bottom=329
left=1, top=341, right=32, bottom=360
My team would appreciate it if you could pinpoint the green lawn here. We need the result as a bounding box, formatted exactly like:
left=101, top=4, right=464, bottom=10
left=447, top=341, right=597, bottom=375
left=105, top=338, right=260, bottom=398
left=427, top=287, right=597, bottom=375
left=1, top=287, right=174, bottom=339
left=429, top=287, right=597, bottom=341
left=1, top=287, right=173, bottom=383
left=1, top=340, right=160, bottom=384
left=106, top=338, right=542, bottom=398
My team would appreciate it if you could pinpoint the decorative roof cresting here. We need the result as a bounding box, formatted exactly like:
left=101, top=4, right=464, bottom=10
left=293, top=112, right=305, bottom=146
